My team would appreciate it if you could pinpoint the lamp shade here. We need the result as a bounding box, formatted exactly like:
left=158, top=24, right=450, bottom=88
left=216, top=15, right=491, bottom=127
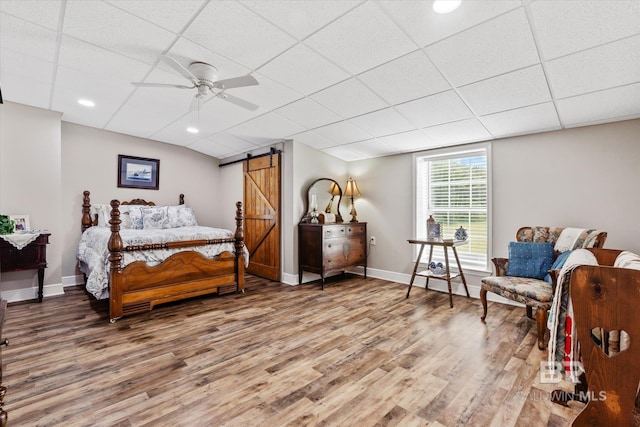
left=327, top=182, right=341, bottom=196
left=344, top=178, right=361, bottom=197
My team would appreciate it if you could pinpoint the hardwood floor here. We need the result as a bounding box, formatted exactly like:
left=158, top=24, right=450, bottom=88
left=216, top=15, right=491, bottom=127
left=3, top=275, right=583, bottom=426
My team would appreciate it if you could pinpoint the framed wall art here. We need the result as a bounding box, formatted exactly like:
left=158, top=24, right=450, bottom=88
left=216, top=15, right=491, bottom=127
left=118, top=155, right=159, bottom=190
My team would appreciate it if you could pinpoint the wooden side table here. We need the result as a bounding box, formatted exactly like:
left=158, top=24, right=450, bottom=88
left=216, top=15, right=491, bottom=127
left=406, top=238, right=470, bottom=308
left=0, top=233, right=50, bottom=302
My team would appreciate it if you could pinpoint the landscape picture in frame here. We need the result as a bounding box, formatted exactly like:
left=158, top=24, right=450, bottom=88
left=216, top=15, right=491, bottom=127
left=118, top=155, right=159, bottom=190
left=9, top=214, right=30, bottom=233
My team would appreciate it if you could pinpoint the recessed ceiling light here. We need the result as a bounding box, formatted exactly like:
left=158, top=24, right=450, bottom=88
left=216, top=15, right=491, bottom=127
left=186, top=127, right=199, bottom=134
left=433, top=0, right=461, bottom=14
left=78, top=98, right=95, bottom=107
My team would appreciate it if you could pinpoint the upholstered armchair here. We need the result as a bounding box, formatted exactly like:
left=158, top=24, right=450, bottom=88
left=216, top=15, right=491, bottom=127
left=480, top=226, right=607, bottom=350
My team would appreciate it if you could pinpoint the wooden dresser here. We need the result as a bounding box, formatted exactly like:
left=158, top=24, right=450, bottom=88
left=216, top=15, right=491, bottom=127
left=0, top=233, right=50, bottom=302
left=298, top=222, right=367, bottom=289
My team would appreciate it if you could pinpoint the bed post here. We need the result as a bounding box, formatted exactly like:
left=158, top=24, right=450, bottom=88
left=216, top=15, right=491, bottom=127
left=82, top=191, right=92, bottom=232
left=235, top=201, right=245, bottom=292
left=108, top=199, right=124, bottom=322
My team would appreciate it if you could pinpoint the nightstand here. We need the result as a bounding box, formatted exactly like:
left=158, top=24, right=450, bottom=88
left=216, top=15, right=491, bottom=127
left=0, top=233, right=51, bottom=302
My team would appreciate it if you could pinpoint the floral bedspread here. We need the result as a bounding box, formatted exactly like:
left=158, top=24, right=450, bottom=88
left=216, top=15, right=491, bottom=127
left=77, top=226, right=248, bottom=300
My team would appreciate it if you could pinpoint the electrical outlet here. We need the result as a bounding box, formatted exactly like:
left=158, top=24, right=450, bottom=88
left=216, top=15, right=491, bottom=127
left=370, top=236, right=376, bottom=245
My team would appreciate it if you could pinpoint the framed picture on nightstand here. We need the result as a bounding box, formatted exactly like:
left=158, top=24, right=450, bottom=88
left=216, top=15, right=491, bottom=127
left=9, top=214, right=29, bottom=233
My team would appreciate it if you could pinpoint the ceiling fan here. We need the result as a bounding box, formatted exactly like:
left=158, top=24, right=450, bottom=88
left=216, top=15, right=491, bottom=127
left=132, top=55, right=259, bottom=112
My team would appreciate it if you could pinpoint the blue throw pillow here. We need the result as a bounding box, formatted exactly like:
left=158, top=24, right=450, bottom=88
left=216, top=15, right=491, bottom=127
left=544, top=249, right=573, bottom=283
left=506, top=241, right=555, bottom=280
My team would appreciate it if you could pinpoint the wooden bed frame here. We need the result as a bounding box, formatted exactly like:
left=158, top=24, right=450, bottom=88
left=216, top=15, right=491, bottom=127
left=81, top=190, right=245, bottom=322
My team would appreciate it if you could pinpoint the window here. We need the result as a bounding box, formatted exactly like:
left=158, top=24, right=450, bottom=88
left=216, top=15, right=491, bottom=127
left=415, top=146, right=489, bottom=270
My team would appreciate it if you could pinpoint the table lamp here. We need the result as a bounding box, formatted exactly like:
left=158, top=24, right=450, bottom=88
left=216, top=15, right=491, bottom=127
left=344, top=177, right=361, bottom=223
left=325, top=182, right=341, bottom=213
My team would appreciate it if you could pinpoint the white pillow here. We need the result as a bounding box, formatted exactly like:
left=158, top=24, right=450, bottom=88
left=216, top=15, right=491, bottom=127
left=120, top=205, right=143, bottom=229
left=92, top=204, right=110, bottom=227
left=167, top=205, right=198, bottom=227
left=141, top=206, right=169, bottom=229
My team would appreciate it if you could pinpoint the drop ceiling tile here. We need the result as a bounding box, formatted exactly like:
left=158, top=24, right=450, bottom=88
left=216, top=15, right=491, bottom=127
left=480, top=102, right=560, bottom=138
left=395, top=90, right=473, bottom=128
left=546, top=35, right=640, bottom=99
left=358, top=50, right=450, bottom=105
left=0, top=70, right=51, bottom=109
left=229, top=73, right=303, bottom=113
left=349, top=108, right=416, bottom=137
left=52, top=66, right=137, bottom=129
left=458, top=65, right=551, bottom=116
left=63, top=0, right=175, bottom=65
left=0, top=13, right=58, bottom=62
left=530, top=0, right=640, bottom=60
left=275, top=98, right=342, bottom=129
left=322, top=145, right=365, bottom=162
left=187, top=137, right=242, bottom=159
left=378, top=129, right=434, bottom=153
left=291, top=131, right=337, bottom=150
left=313, top=121, right=372, bottom=145
left=167, top=37, right=251, bottom=80
left=182, top=1, right=296, bottom=69
left=106, top=89, right=192, bottom=138
left=241, top=0, right=361, bottom=40
left=228, top=112, right=305, bottom=143
left=421, top=118, right=492, bottom=146
left=310, top=78, right=388, bottom=119
left=148, top=117, right=206, bottom=147
left=105, top=0, right=205, bottom=34
left=557, top=83, right=640, bottom=127
left=0, top=48, right=54, bottom=87
left=378, top=0, right=522, bottom=47
left=343, top=139, right=398, bottom=158
left=304, top=1, right=418, bottom=75
left=257, top=44, right=350, bottom=95
left=58, top=36, right=150, bottom=84
left=198, top=133, right=259, bottom=155
left=0, top=0, right=61, bottom=30
left=424, top=8, right=539, bottom=86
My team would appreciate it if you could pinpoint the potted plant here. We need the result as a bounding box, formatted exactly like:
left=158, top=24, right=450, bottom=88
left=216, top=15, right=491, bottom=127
left=0, top=215, right=14, bottom=235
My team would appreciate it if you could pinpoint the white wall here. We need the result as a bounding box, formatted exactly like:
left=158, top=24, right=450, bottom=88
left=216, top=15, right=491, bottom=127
left=0, top=102, right=62, bottom=299
left=61, top=122, right=223, bottom=278
left=350, top=118, right=640, bottom=298
left=284, top=140, right=348, bottom=283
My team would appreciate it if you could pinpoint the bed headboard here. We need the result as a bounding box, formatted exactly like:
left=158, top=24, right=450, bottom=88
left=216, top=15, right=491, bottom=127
left=81, top=190, right=185, bottom=232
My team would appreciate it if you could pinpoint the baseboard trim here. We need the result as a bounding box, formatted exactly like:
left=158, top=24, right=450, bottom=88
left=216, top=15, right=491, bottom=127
left=3, top=283, right=65, bottom=303
left=62, top=275, right=84, bottom=287
left=285, top=266, right=521, bottom=307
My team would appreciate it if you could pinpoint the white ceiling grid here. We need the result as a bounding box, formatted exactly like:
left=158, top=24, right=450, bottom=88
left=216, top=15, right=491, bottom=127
left=0, top=0, right=638, bottom=162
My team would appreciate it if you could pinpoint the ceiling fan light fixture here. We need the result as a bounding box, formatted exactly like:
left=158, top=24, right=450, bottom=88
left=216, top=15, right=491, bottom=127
left=186, top=127, right=199, bottom=134
left=78, top=98, right=95, bottom=107
left=433, top=0, right=461, bottom=14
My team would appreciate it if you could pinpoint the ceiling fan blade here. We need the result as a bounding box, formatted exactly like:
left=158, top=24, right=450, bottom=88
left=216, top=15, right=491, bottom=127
left=217, top=93, right=259, bottom=111
left=213, top=75, right=259, bottom=90
left=132, top=82, right=194, bottom=89
left=160, top=55, right=199, bottom=85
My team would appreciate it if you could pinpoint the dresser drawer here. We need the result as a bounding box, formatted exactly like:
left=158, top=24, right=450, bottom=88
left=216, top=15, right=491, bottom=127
left=324, top=236, right=366, bottom=270
left=323, top=225, right=346, bottom=239
left=345, top=224, right=366, bottom=236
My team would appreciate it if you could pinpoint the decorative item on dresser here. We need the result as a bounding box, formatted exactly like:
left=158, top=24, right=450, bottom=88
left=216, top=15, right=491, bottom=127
left=78, top=191, right=247, bottom=322
left=0, top=232, right=50, bottom=302
left=298, top=178, right=366, bottom=289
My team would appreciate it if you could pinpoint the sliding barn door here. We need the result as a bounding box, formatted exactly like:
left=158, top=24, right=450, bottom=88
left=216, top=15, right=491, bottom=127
left=243, top=153, right=281, bottom=281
